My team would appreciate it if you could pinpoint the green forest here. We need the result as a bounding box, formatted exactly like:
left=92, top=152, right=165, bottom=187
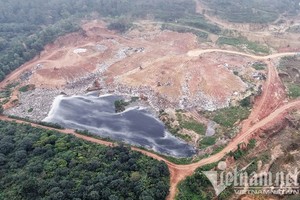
left=0, top=0, right=196, bottom=81
left=202, top=0, right=300, bottom=23
left=176, top=164, right=233, bottom=200
left=0, top=120, right=170, bottom=200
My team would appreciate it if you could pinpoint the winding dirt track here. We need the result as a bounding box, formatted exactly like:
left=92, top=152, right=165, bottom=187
left=1, top=49, right=300, bottom=200
left=186, top=48, right=297, bottom=59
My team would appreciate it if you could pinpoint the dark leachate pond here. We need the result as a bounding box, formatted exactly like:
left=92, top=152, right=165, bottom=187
left=44, top=93, right=196, bottom=157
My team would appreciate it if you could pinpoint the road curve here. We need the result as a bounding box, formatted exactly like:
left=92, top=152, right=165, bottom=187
left=1, top=48, right=300, bottom=200
left=184, top=100, right=300, bottom=169
left=0, top=115, right=175, bottom=164
left=187, top=48, right=297, bottom=60
left=165, top=99, right=300, bottom=200
left=0, top=99, right=300, bottom=200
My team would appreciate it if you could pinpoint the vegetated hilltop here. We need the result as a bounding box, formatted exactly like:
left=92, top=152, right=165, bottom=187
left=200, top=0, right=300, bottom=23
left=0, top=120, right=170, bottom=200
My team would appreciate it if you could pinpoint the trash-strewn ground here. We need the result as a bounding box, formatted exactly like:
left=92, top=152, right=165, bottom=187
left=2, top=20, right=261, bottom=119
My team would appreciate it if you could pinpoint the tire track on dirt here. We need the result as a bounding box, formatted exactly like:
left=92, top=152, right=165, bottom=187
left=1, top=50, right=299, bottom=200
left=0, top=99, right=300, bottom=200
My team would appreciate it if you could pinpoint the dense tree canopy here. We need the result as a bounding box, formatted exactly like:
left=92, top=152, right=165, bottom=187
left=203, top=0, right=300, bottom=23
left=0, top=120, right=170, bottom=200
left=176, top=164, right=233, bottom=200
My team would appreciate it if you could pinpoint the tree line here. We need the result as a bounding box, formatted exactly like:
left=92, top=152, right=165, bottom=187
left=0, top=120, right=170, bottom=200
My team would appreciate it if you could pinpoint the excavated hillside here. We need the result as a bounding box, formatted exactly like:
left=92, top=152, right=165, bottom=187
left=2, top=20, right=258, bottom=113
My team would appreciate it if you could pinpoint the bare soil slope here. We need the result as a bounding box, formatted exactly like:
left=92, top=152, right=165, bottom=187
left=2, top=20, right=253, bottom=110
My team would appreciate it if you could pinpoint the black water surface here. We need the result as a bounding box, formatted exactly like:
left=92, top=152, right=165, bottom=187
left=44, top=94, right=196, bottom=157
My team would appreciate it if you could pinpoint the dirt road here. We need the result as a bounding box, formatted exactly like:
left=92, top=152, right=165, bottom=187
left=165, top=99, right=300, bottom=200
left=1, top=97, right=300, bottom=199
left=187, top=48, right=297, bottom=59
left=1, top=37, right=299, bottom=199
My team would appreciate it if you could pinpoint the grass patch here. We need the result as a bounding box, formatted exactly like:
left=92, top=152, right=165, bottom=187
left=217, top=37, right=270, bottom=54
left=245, top=160, right=258, bottom=175
left=0, top=90, right=11, bottom=99
left=278, top=56, right=300, bottom=99
left=161, top=155, right=195, bottom=165
left=161, top=12, right=221, bottom=38
left=199, top=137, right=216, bottom=148
left=176, top=110, right=206, bottom=135
left=258, top=152, right=271, bottom=163
left=229, top=144, right=246, bottom=160
left=0, top=82, right=19, bottom=98
left=168, top=124, right=192, bottom=141
left=168, top=125, right=192, bottom=141
left=212, top=106, right=250, bottom=128
left=161, top=23, right=208, bottom=40
left=212, top=145, right=225, bottom=154
left=248, top=139, right=256, bottom=149
left=159, top=111, right=192, bottom=142
left=160, top=111, right=206, bottom=142
left=177, top=133, right=192, bottom=141
left=217, top=37, right=243, bottom=46
left=252, top=62, right=267, bottom=70
left=176, top=15, right=221, bottom=34
left=229, top=140, right=257, bottom=160
left=279, top=56, right=298, bottom=67
left=1, top=98, right=9, bottom=105
left=18, top=85, right=29, bottom=92
left=287, top=83, right=300, bottom=98
left=246, top=42, right=270, bottom=55
left=5, top=82, right=19, bottom=89
left=181, top=120, right=206, bottom=135
left=18, top=84, right=34, bottom=92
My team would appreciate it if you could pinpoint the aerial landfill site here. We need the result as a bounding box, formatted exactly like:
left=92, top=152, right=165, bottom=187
left=1, top=0, right=300, bottom=199
left=4, top=21, right=262, bottom=120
